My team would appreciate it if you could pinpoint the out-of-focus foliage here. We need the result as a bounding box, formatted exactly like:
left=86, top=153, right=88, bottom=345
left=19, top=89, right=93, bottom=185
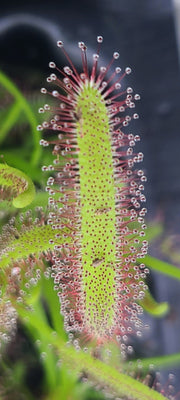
left=0, top=71, right=180, bottom=400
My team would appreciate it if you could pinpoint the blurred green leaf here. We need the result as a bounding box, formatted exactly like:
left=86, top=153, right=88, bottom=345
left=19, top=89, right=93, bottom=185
left=143, top=255, right=180, bottom=281
left=139, top=289, right=169, bottom=317
left=0, top=70, right=41, bottom=166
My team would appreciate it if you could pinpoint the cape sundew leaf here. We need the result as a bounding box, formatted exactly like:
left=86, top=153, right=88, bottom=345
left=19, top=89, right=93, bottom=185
left=0, top=222, right=70, bottom=269
left=39, top=36, right=149, bottom=343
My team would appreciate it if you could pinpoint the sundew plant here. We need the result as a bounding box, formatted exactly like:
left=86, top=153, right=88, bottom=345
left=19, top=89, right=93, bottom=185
left=39, top=36, right=148, bottom=342
left=0, top=36, right=180, bottom=400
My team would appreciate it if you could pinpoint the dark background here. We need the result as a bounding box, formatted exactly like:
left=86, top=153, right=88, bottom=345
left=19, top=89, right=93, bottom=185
left=1, top=0, right=180, bottom=392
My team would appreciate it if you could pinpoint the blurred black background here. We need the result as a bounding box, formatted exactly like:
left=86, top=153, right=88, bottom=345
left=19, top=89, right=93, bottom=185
left=1, top=0, right=180, bottom=393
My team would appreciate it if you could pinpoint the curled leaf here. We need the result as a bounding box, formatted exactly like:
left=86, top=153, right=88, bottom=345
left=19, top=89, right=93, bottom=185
left=0, top=163, right=35, bottom=208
